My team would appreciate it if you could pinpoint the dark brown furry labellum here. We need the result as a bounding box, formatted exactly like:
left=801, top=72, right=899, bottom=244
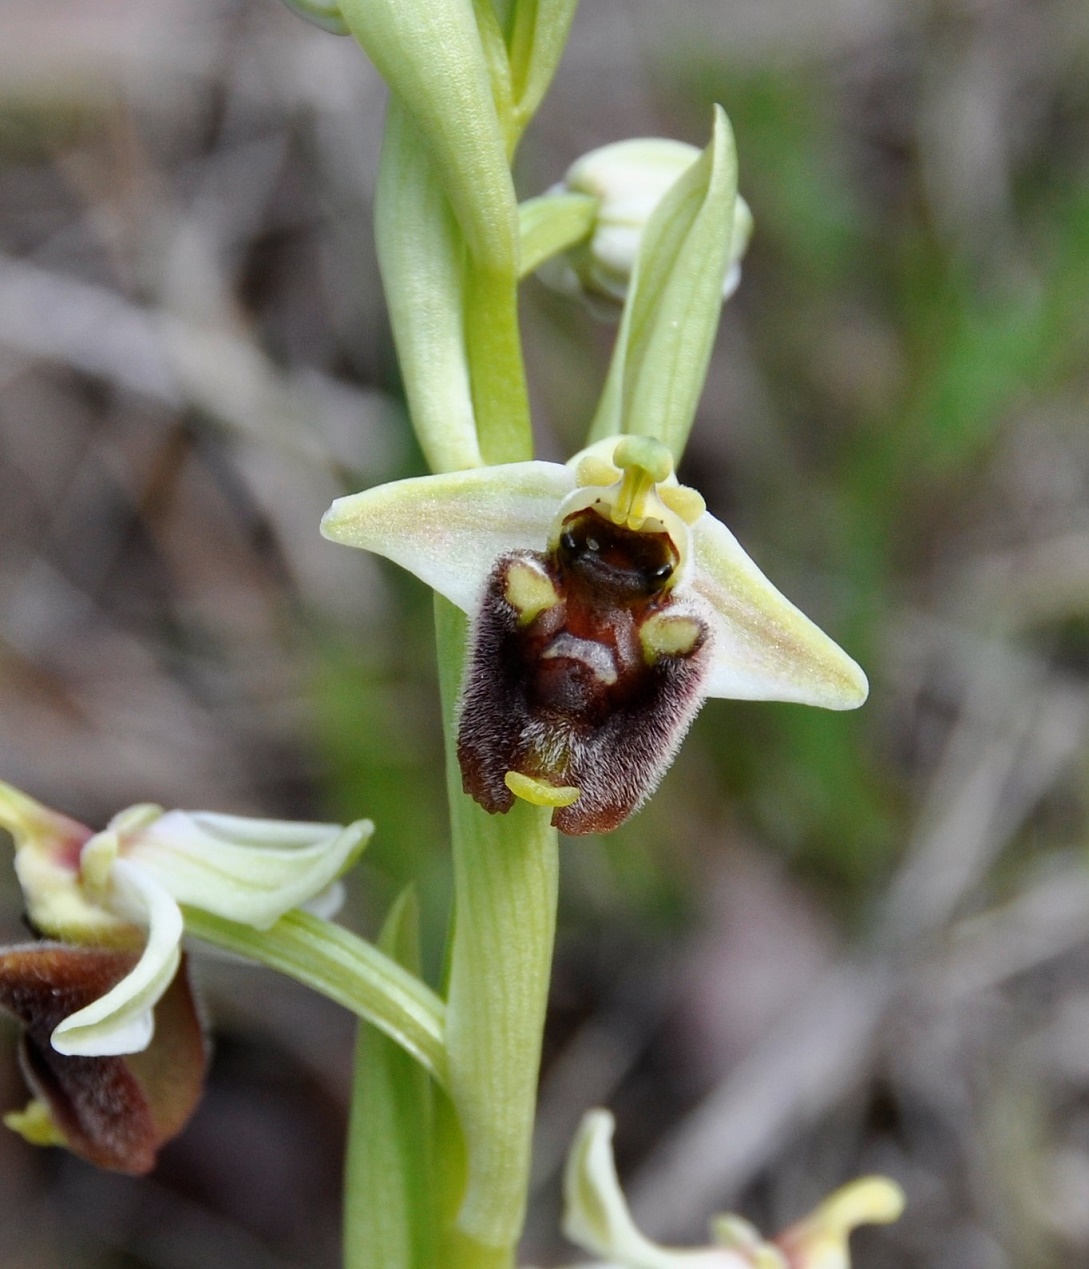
left=457, top=507, right=711, bottom=835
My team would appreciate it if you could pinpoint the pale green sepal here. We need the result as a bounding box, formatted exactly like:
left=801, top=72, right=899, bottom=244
left=277, top=0, right=350, bottom=35
left=182, top=907, right=448, bottom=1087
left=376, top=99, right=482, bottom=474
left=344, top=889, right=436, bottom=1269
left=691, top=514, right=869, bottom=710
left=590, top=106, right=739, bottom=461
left=127, top=810, right=373, bottom=930
left=51, top=860, right=183, bottom=1057
left=506, top=0, right=581, bottom=137
left=338, top=0, right=517, bottom=272
left=321, top=462, right=574, bottom=612
left=563, top=1110, right=748, bottom=1268
left=519, top=192, right=598, bottom=278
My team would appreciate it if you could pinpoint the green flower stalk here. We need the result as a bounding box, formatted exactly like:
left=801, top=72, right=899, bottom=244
left=0, top=0, right=905, bottom=1263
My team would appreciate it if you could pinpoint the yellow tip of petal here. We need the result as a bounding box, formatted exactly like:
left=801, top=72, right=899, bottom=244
left=816, top=1177, right=906, bottom=1233
left=4, top=1099, right=68, bottom=1149
left=0, top=781, right=80, bottom=850
left=777, top=1175, right=905, bottom=1269
left=575, top=455, right=620, bottom=488
left=504, top=771, right=581, bottom=808
left=659, top=484, right=706, bottom=526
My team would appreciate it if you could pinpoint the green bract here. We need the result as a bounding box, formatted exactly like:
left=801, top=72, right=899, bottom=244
left=376, top=101, right=483, bottom=473
left=590, top=107, right=743, bottom=461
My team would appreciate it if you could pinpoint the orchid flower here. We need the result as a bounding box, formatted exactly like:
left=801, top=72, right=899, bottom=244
left=552, top=1110, right=904, bottom=1269
left=322, top=434, right=867, bottom=834
left=0, top=782, right=372, bottom=1058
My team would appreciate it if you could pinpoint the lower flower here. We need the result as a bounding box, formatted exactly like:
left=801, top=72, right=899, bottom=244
left=0, top=781, right=372, bottom=1170
left=557, top=1110, right=904, bottom=1269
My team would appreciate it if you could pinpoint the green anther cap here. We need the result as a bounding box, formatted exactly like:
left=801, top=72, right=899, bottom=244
left=613, top=435, right=674, bottom=483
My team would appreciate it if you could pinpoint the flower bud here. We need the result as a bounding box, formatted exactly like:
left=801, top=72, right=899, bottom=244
left=539, top=136, right=752, bottom=314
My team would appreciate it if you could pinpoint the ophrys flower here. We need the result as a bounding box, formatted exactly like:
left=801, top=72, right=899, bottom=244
left=322, top=436, right=867, bottom=834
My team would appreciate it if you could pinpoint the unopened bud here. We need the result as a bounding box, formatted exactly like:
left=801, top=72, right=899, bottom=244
left=539, top=137, right=751, bottom=314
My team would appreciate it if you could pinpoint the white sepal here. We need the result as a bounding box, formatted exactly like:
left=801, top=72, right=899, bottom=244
left=125, top=811, right=373, bottom=930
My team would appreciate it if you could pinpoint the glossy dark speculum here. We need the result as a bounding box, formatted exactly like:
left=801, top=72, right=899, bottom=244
left=457, top=508, right=710, bottom=834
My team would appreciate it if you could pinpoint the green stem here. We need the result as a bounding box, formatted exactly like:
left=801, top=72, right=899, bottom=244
left=464, top=260, right=533, bottom=464
left=344, top=891, right=436, bottom=1269
left=183, top=907, right=448, bottom=1088
left=435, top=596, right=559, bottom=1261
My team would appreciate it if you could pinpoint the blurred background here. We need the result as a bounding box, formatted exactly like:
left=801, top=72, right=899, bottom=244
left=1, top=0, right=1088, bottom=1264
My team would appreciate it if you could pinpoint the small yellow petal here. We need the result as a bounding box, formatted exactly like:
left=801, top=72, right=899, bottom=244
left=660, top=484, right=706, bottom=526
left=812, top=1176, right=906, bottom=1235
left=776, top=1176, right=905, bottom=1269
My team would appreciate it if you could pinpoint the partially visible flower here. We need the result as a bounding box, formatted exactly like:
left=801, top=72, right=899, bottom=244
left=555, top=1110, right=904, bottom=1269
left=322, top=435, right=867, bottom=834
left=537, top=137, right=752, bottom=315
left=0, top=783, right=372, bottom=1057
left=767, top=1177, right=905, bottom=1269
left=0, top=943, right=206, bottom=1174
